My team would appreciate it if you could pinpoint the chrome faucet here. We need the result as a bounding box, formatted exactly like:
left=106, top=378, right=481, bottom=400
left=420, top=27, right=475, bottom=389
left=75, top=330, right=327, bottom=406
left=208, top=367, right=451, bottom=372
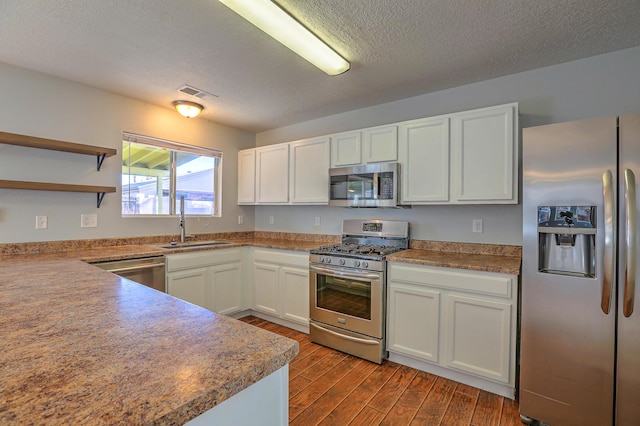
left=179, top=196, right=194, bottom=243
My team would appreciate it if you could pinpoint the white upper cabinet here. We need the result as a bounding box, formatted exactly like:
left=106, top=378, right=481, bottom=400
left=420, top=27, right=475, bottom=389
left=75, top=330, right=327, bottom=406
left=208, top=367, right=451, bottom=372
left=331, top=125, right=398, bottom=167
left=451, top=103, right=518, bottom=204
left=362, top=125, right=398, bottom=163
left=237, top=149, right=256, bottom=204
left=399, top=117, right=450, bottom=203
left=255, top=144, right=289, bottom=204
left=289, top=137, right=330, bottom=204
left=238, top=102, right=517, bottom=206
left=330, top=131, right=361, bottom=167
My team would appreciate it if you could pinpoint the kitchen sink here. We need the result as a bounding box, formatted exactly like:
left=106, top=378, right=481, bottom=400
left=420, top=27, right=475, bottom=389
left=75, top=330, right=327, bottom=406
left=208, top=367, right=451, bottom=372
left=159, top=240, right=233, bottom=249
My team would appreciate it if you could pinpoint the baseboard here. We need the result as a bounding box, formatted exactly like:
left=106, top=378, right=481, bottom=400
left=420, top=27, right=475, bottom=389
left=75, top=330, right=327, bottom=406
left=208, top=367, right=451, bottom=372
left=388, top=352, right=516, bottom=400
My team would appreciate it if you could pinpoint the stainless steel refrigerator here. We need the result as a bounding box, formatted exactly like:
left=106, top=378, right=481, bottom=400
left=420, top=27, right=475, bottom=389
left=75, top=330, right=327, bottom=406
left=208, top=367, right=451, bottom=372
left=521, top=113, right=640, bottom=425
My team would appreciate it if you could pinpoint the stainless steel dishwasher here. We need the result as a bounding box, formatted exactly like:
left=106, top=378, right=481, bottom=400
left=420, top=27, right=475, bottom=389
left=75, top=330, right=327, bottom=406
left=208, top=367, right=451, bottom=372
left=91, top=256, right=166, bottom=293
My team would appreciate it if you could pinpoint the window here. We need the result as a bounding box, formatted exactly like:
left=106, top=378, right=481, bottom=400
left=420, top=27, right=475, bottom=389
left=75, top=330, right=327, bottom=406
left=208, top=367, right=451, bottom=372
left=122, top=132, right=222, bottom=216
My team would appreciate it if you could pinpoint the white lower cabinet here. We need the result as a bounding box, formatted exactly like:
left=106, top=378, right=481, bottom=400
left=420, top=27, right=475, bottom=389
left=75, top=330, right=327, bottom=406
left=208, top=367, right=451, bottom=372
left=166, top=268, right=208, bottom=308
left=443, top=294, right=511, bottom=383
left=166, top=248, right=244, bottom=315
left=387, top=262, right=518, bottom=398
left=252, top=248, right=309, bottom=327
left=387, top=283, right=441, bottom=363
left=210, top=262, right=243, bottom=315
left=253, top=262, right=280, bottom=316
left=281, top=266, right=310, bottom=325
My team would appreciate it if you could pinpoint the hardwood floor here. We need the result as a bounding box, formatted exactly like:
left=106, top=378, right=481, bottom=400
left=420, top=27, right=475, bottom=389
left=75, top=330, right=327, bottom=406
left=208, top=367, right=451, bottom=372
left=239, top=316, right=522, bottom=426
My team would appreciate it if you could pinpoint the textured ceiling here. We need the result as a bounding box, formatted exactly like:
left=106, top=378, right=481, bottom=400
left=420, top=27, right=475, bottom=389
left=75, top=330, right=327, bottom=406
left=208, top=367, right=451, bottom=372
left=1, top=0, right=639, bottom=133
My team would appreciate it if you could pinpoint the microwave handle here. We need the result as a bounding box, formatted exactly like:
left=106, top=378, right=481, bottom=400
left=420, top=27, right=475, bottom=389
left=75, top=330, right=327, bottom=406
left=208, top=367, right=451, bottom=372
left=309, top=265, right=381, bottom=281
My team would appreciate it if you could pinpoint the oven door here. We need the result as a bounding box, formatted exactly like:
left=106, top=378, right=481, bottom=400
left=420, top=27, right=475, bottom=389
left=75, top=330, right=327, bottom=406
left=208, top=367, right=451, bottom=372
left=309, top=263, right=383, bottom=338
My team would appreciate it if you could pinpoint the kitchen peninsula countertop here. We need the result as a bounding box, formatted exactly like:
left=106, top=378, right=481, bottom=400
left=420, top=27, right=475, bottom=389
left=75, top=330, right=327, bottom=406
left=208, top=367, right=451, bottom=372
left=0, top=255, right=298, bottom=425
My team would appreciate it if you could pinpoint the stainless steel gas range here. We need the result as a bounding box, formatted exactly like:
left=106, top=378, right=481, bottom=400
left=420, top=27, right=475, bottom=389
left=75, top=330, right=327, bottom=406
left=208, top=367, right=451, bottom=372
left=309, top=219, right=409, bottom=363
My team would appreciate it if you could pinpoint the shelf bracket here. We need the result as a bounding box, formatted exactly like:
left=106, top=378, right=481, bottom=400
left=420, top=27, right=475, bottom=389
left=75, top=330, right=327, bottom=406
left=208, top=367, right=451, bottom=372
left=97, top=192, right=106, bottom=208
left=96, top=153, right=107, bottom=171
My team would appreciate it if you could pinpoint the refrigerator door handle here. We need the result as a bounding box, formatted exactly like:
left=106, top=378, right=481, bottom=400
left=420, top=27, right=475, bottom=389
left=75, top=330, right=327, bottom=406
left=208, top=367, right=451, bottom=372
left=624, top=169, right=637, bottom=317
left=602, top=170, right=615, bottom=314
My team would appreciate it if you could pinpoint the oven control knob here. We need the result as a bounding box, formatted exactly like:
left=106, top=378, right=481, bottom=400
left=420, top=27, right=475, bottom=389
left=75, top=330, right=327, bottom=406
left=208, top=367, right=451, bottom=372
left=362, top=261, right=369, bottom=268
left=339, top=259, right=345, bottom=265
left=318, top=256, right=324, bottom=263
left=354, top=260, right=361, bottom=267
left=326, top=258, right=331, bottom=264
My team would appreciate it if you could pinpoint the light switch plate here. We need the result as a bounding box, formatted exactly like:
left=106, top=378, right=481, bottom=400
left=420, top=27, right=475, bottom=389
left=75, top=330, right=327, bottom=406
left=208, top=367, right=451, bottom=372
left=35, top=215, right=47, bottom=230
left=269, top=216, right=274, bottom=225
left=81, top=214, right=98, bottom=228
left=238, top=215, right=244, bottom=225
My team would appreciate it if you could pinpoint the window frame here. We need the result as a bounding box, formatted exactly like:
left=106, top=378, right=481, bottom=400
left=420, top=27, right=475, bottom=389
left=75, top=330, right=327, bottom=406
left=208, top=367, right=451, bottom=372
left=121, top=132, right=222, bottom=217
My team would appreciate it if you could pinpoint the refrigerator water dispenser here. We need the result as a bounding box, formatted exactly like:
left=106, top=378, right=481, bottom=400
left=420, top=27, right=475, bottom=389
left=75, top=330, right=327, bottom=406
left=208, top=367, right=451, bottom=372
left=538, top=206, right=596, bottom=277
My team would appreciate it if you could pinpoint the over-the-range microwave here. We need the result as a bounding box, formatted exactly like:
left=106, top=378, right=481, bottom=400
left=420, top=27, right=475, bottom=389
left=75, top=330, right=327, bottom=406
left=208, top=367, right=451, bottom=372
left=329, top=162, right=406, bottom=208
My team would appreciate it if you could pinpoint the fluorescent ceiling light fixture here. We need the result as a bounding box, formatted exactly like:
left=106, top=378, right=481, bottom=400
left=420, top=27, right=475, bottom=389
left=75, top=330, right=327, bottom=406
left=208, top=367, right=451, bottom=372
left=173, top=100, right=204, bottom=118
left=219, top=0, right=350, bottom=76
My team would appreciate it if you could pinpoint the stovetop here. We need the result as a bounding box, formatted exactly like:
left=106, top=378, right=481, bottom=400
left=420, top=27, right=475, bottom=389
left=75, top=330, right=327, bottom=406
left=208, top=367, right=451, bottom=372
left=310, top=243, right=404, bottom=260
left=309, top=219, right=409, bottom=269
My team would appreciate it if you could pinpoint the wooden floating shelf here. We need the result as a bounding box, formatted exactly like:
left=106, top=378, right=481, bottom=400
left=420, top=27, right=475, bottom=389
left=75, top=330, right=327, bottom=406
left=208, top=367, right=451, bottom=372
left=0, top=131, right=117, bottom=157
left=0, top=180, right=116, bottom=208
left=0, top=131, right=117, bottom=170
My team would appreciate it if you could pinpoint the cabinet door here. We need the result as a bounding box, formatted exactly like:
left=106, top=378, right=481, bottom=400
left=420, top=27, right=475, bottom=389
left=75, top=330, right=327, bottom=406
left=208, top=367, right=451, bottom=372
left=330, top=131, right=361, bottom=167
left=443, top=294, right=512, bottom=383
left=256, top=144, right=289, bottom=203
left=289, top=137, right=330, bottom=204
left=237, top=149, right=256, bottom=204
left=362, top=125, right=398, bottom=163
left=281, top=266, right=309, bottom=326
left=166, top=268, right=209, bottom=310
left=253, top=262, right=280, bottom=316
left=398, top=117, right=450, bottom=203
left=210, top=262, right=243, bottom=315
left=451, top=104, right=517, bottom=203
left=387, top=283, right=441, bottom=362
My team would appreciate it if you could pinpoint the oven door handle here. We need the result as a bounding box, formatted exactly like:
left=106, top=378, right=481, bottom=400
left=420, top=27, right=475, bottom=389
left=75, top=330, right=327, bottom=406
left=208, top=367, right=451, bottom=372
left=310, top=323, right=380, bottom=345
left=309, top=265, right=381, bottom=281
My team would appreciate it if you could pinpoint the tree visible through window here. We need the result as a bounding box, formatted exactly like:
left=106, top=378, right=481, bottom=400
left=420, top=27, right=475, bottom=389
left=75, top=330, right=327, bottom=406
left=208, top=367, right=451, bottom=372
left=122, top=132, right=222, bottom=216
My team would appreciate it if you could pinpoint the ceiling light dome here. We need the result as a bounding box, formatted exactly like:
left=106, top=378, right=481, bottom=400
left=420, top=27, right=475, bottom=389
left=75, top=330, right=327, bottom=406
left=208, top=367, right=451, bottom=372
left=173, top=100, right=204, bottom=118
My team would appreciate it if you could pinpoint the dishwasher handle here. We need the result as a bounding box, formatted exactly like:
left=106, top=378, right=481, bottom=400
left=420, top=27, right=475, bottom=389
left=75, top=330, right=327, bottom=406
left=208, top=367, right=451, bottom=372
left=106, top=262, right=165, bottom=274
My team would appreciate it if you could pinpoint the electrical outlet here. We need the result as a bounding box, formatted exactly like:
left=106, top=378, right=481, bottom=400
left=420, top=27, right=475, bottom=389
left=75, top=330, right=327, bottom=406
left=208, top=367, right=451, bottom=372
left=314, top=216, right=321, bottom=226
left=238, top=215, right=244, bottom=225
left=81, top=214, right=98, bottom=228
left=35, top=215, right=47, bottom=230
left=472, top=219, right=483, bottom=233
left=269, top=216, right=275, bottom=225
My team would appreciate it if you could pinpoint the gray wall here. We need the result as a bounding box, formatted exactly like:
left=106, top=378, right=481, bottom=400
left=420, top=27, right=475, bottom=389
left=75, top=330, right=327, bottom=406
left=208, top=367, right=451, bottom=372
left=2, top=46, right=639, bottom=246
left=0, top=63, right=256, bottom=243
left=255, top=46, right=640, bottom=245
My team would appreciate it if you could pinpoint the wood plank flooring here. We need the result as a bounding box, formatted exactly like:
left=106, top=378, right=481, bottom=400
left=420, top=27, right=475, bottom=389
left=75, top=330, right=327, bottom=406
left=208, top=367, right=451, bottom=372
left=239, top=316, right=522, bottom=426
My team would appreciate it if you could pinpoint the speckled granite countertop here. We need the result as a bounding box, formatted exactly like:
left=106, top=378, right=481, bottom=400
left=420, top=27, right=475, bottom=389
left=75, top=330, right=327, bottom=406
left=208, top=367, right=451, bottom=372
left=0, top=256, right=298, bottom=425
left=387, top=240, right=522, bottom=275
left=0, top=233, right=520, bottom=423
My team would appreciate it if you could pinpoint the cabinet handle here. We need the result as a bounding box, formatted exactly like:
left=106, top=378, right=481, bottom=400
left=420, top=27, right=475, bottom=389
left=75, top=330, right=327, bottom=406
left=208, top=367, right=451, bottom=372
left=624, top=169, right=637, bottom=317
left=602, top=170, right=615, bottom=314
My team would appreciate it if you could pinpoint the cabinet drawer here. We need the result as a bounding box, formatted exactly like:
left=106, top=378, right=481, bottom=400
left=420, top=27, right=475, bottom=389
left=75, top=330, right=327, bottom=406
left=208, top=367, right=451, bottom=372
left=166, top=248, right=242, bottom=272
left=253, top=248, right=308, bottom=268
left=388, top=263, right=515, bottom=299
